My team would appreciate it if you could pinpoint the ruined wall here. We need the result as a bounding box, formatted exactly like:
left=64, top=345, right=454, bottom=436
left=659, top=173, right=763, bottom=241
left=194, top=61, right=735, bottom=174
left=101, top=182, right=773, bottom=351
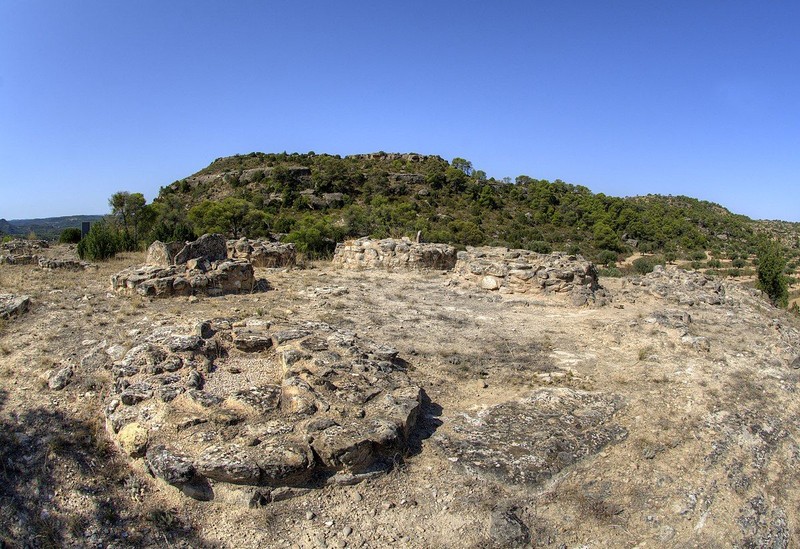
left=114, top=234, right=259, bottom=298
left=332, top=237, right=457, bottom=271
left=227, top=238, right=296, bottom=268
left=454, top=247, right=607, bottom=305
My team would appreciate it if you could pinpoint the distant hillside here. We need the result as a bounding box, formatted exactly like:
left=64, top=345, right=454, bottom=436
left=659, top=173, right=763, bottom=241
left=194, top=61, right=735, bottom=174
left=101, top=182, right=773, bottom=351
left=147, top=151, right=798, bottom=264
left=0, top=215, right=104, bottom=240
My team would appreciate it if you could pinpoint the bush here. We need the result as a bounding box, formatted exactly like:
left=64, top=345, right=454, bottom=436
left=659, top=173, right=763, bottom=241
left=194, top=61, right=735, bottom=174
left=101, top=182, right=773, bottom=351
left=707, top=258, right=721, bottom=268
left=598, top=267, right=623, bottom=277
left=59, top=227, right=82, bottom=244
left=632, top=256, right=662, bottom=275
left=77, top=221, right=121, bottom=261
left=596, top=250, right=618, bottom=266
left=690, top=250, right=707, bottom=261
left=732, top=258, right=747, bottom=268
left=756, top=241, right=789, bottom=307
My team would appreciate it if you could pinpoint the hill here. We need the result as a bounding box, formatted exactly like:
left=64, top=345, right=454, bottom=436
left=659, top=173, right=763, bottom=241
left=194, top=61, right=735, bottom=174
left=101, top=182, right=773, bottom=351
left=150, top=151, right=795, bottom=264
left=0, top=215, right=104, bottom=240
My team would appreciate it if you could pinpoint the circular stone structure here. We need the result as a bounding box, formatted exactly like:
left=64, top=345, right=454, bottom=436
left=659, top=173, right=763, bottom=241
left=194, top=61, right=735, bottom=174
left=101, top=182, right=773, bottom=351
left=104, top=318, right=422, bottom=501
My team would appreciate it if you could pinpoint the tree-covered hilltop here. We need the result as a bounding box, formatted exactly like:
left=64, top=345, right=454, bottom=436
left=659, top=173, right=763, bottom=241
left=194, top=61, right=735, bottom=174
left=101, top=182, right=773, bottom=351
left=147, top=151, right=774, bottom=262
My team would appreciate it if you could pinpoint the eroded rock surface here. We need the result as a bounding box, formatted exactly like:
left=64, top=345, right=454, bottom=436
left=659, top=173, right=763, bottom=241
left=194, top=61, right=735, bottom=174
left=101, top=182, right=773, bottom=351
left=333, top=237, right=457, bottom=271
left=437, top=388, right=626, bottom=485
left=104, top=318, right=422, bottom=500
left=454, top=246, right=608, bottom=305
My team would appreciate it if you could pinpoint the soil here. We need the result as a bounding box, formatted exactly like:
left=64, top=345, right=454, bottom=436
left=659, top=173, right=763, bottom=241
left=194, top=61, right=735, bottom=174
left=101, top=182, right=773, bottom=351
left=1, top=245, right=799, bottom=548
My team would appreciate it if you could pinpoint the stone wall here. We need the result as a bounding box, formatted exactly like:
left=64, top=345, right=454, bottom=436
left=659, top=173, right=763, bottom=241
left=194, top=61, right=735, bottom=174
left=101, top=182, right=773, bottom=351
left=454, top=247, right=606, bottom=305
left=111, top=260, right=257, bottom=298
left=227, top=238, right=296, bottom=268
left=114, top=234, right=260, bottom=298
left=332, top=237, right=457, bottom=271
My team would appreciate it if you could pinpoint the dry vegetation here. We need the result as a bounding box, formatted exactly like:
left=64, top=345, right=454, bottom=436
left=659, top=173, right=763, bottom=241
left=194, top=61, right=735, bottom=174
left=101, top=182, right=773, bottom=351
left=1, top=245, right=799, bottom=547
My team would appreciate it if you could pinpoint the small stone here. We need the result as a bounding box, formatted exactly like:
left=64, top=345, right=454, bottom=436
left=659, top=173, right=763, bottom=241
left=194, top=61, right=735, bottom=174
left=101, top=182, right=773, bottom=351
left=48, top=366, right=73, bottom=390
left=382, top=502, right=395, bottom=510
left=342, top=526, right=352, bottom=537
left=352, top=492, right=363, bottom=502
left=118, top=422, right=148, bottom=458
left=306, top=511, right=316, bottom=521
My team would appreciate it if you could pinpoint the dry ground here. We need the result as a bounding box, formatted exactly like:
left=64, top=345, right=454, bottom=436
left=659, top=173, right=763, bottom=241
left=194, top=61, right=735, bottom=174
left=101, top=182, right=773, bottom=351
left=1, top=246, right=799, bottom=548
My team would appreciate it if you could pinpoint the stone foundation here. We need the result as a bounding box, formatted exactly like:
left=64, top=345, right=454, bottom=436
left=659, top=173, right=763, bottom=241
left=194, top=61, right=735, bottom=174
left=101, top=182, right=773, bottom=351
left=104, top=318, right=421, bottom=501
left=227, top=239, right=297, bottom=268
left=111, top=260, right=257, bottom=298
left=332, top=237, right=457, bottom=271
left=454, top=247, right=607, bottom=305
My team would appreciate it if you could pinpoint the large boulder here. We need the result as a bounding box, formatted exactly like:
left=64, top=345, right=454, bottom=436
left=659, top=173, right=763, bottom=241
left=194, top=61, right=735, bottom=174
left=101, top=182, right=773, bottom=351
left=174, top=234, right=227, bottom=265
left=146, top=240, right=185, bottom=267
left=0, top=294, right=30, bottom=319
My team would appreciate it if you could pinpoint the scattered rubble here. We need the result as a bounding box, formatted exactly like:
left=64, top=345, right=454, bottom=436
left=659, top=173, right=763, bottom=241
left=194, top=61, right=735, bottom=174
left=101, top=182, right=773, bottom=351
left=332, top=237, right=457, bottom=271
left=38, top=257, right=96, bottom=271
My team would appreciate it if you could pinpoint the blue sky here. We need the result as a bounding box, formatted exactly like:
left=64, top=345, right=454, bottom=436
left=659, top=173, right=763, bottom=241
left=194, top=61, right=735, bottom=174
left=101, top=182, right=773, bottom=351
left=1, top=1, right=798, bottom=221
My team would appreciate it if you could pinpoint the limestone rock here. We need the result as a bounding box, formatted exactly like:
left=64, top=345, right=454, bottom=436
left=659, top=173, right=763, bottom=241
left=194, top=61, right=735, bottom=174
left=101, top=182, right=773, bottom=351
left=227, top=238, right=297, bottom=268
left=118, top=422, right=148, bottom=457
left=332, top=237, right=457, bottom=271
left=437, top=388, right=626, bottom=485
left=174, top=233, right=227, bottom=265
left=146, top=240, right=184, bottom=266
left=111, top=260, right=257, bottom=298
left=47, top=366, right=73, bottom=390
left=104, top=318, right=423, bottom=500
left=0, top=294, right=30, bottom=319
left=455, top=246, right=608, bottom=305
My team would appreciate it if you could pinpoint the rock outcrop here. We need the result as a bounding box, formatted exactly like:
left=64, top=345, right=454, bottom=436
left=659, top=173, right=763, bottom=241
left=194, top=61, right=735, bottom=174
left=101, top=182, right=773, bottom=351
left=0, top=294, right=30, bottom=319
left=437, top=388, right=626, bottom=485
left=104, top=318, right=422, bottom=501
left=227, top=239, right=297, bottom=268
left=454, top=247, right=607, bottom=305
left=332, top=237, right=457, bottom=271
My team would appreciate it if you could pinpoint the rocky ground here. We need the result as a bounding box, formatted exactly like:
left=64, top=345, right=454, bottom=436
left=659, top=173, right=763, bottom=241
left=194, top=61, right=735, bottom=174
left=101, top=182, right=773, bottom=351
left=1, top=245, right=799, bottom=548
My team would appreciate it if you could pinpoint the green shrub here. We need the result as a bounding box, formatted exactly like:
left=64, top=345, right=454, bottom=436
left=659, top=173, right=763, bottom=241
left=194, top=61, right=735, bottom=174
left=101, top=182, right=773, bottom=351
left=596, top=250, right=618, bottom=266
left=732, top=258, right=747, bottom=268
left=77, top=221, right=121, bottom=261
left=59, top=227, right=82, bottom=244
left=757, top=241, right=789, bottom=307
left=690, top=250, right=707, bottom=261
left=598, top=267, right=623, bottom=277
left=707, top=258, right=721, bottom=268
left=632, top=256, right=662, bottom=275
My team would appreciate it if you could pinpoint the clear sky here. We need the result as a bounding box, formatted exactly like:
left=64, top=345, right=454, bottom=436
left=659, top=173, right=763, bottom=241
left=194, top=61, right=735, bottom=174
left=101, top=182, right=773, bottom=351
left=1, top=1, right=798, bottom=221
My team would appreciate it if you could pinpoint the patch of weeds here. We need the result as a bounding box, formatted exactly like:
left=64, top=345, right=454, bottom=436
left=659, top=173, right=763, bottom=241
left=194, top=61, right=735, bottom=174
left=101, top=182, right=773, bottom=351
left=147, top=507, right=179, bottom=529
left=638, top=346, right=655, bottom=361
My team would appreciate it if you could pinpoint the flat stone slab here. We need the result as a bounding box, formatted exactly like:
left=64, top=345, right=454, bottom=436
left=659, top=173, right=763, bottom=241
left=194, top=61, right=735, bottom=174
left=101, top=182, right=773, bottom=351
left=436, top=388, right=626, bottom=485
left=104, top=318, right=422, bottom=500
left=0, top=294, right=31, bottom=319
